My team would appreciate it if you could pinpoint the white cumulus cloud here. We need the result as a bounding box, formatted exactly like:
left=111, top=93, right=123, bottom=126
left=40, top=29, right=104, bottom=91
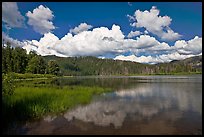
left=12, top=25, right=159, bottom=58
left=174, top=36, right=202, bottom=55
left=14, top=24, right=124, bottom=57
left=114, top=51, right=197, bottom=64
left=114, top=54, right=163, bottom=64
left=134, top=35, right=159, bottom=49
left=114, top=35, right=202, bottom=64
left=26, top=5, right=56, bottom=34
left=128, top=6, right=182, bottom=41
left=23, top=33, right=66, bottom=57
left=127, top=30, right=142, bottom=38
left=69, top=23, right=93, bottom=34
left=2, top=2, right=25, bottom=28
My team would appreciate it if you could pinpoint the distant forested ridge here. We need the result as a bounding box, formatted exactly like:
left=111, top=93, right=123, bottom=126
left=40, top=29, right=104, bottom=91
left=43, top=55, right=202, bottom=76
left=2, top=43, right=202, bottom=76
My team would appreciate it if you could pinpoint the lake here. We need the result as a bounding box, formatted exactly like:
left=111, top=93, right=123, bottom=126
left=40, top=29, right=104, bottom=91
left=11, top=75, right=202, bottom=135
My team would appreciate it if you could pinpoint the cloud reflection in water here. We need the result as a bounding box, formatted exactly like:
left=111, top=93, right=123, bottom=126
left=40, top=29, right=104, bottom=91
left=61, top=81, right=201, bottom=128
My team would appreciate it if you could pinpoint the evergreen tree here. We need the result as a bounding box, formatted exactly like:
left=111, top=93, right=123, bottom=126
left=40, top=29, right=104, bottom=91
left=46, top=60, right=60, bottom=75
left=2, top=47, right=7, bottom=73
left=5, top=43, right=13, bottom=72
left=26, top=56, right=46, bottom=74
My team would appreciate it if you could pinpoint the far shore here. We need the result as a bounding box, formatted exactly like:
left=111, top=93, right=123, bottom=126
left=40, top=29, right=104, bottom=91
left=11, top=73, right=202, bottom=81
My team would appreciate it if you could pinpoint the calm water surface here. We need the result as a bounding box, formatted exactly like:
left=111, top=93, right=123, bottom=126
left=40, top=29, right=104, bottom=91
left=17, top=75, right=202, bottom=135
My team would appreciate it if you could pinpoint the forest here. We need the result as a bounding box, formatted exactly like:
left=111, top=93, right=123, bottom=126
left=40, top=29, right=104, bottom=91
left=2, top=43, right=202, bottom=76
left=43, top=55, right=202, bottom=76
left=2, top=43, right=60, bottom=75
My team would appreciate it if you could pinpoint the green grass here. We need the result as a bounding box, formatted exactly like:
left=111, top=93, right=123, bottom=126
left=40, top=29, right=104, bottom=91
left=2, top=85, right=112, bottom=129
left=12, top=73, right=57, bottom=80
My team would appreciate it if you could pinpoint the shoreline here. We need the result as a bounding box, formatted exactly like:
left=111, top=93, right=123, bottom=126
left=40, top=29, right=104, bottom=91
left=11, top=73, right=202, bottom=80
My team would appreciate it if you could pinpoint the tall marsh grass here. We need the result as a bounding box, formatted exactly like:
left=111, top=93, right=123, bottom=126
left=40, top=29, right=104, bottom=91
left=2, top=84, right=112, bottom=133
left=12, top=73, right=56, bottom=80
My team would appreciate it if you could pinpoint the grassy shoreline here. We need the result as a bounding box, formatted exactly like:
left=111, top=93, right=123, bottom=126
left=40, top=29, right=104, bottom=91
left=2, top=83, right=112, bottom=133
left=11, top=73, right=57, bottom=79
left=8, top=72, right=202, bottom=81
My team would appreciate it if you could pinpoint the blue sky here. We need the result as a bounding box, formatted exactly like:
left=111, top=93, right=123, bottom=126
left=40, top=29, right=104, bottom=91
left=3, top=2, right=202, bottom=41
left=2, top=2, right=202, bottom=64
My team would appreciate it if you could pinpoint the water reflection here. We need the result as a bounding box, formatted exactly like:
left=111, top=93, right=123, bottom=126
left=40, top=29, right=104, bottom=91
left=59, top=77, right=202, bottom=129
left=23, top=75, right=202, bottom=134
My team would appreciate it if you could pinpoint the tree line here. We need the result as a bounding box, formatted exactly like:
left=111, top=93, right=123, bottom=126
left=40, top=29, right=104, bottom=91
left=44, top=55, right=202, bottom=76
left=2, top=42, right=60, bottom=75
left=2, top=42, right=201, bottom=76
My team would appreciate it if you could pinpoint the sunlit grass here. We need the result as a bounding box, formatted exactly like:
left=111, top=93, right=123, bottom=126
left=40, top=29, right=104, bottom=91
left=2, top=85, right=112, bottom=128
left=12, top=73, right=56, bottom=80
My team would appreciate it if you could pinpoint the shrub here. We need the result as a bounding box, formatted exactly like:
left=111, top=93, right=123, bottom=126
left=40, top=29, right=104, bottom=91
left=2, top=73, right=15, bottom=96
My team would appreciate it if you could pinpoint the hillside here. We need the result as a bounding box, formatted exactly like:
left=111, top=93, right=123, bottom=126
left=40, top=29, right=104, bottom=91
left=170, top=55, right=202, bottom=69
left=43, top=55, right=202, bottom=76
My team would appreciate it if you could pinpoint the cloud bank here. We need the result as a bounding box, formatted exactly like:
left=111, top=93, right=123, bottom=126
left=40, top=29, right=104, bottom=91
left=2, top=32, right=25, bottom=48
left=3, top=24, right=202, bottom=64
